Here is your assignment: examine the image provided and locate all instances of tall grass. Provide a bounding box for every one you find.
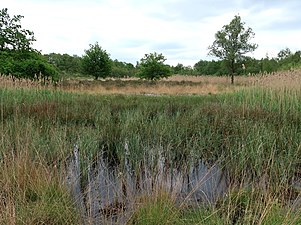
[0,82,301,223]
[0,146,80,224]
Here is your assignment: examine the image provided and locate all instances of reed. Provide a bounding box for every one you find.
[0,70,301,223]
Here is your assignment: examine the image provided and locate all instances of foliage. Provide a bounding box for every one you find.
[208,15,258,83]
[137,52,171,80]
[193,48,301,76]
[260,56,278,73]
[44,53,82,76]
[277,47,292,60]
[0,8,59,82]
[82,42,112,79]
[0,50,59,81]
[111,59,136,78]
[44,54,137,79]
[277,49,301,70]
[173,63,185,74]
[0,8,35,51]
[194,59,228,75]
[172,63,194,75]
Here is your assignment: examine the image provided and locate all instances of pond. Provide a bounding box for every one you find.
[66,143,229,224]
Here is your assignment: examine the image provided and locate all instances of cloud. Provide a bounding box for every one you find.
[3,0,301,66]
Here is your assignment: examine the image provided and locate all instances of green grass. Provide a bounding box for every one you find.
[0,86,300,223]
[129,193,181,225]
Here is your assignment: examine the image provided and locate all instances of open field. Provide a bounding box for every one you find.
[0,71,301,224]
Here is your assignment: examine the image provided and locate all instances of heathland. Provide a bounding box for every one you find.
[0,71,301,224]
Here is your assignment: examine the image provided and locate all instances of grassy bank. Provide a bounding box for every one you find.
[0,82,300,223]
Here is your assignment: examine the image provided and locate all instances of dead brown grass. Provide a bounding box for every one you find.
[62,82,236,95]
[0,151,54,224]
[59,74,250,95]
[0,148,80,224]
[1,69,301,95]
[255,69,301,89]
[165,74,256,85]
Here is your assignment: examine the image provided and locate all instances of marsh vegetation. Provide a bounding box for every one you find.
[0,71,301,224]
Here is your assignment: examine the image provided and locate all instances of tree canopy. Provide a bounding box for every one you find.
[0,8,59,82]
[137,52,171,80]
[44,53,82,76]
[111,59,136,78]
[0,8,35,51]
[208,15,258,84]
[82,42,112,80]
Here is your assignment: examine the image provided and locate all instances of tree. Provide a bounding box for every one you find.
[44,53,82,75]
[240,56,261,74]
[0,8,35,51]
[208,15,258,84]
[82,42,112,79]
[111,59,136,78]
[261,56,278,73]
[137,52,171,80]
[277,48,301,70]
[0,50,59,82]
[0,8,59,82]
[277,47,292,60]
[173,63,185,74]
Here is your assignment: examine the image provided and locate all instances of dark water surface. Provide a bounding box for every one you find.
[66,144,229,224]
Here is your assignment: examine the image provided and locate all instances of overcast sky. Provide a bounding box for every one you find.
[2,0,301,66]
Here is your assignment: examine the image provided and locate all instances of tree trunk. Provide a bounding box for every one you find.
[230,59,235,85]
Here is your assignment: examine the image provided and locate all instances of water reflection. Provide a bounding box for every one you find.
[66,143,228,224]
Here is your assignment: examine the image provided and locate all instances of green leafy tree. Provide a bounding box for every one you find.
[292,51,301,65]
[111,59,136,78]
[194,60,227,76]
[0,50,59,82]
[138,52,171,80]
[0,8,35,51]
[173,63,185,74]
[239,56,261,74]
[44,53,82,75]
[277,48,301,70]
[82,42,112,79]
[208,15,258,84]
[261,55,278,73]
[277,47,292,60]
[194,60,208,75]
[0,8,59,81]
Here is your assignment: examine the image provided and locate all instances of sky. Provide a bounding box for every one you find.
[2,0,301,66]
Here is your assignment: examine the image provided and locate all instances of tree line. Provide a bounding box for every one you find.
[43,48,301,78]
[193,49,301,76]
[1,8,301,83]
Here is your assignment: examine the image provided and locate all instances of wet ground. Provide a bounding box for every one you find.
[66,144,228,224]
